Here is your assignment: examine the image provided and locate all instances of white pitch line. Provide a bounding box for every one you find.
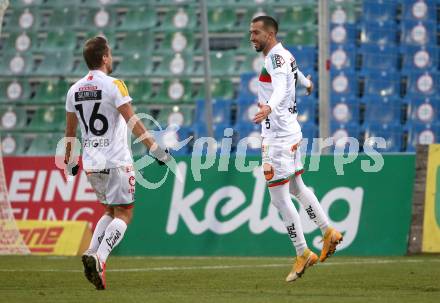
[0,258,439,273]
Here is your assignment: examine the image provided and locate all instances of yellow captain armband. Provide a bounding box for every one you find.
[113,79,129,97]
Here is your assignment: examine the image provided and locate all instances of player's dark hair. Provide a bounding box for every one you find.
[83,36,110,70]
[251,15,278,34]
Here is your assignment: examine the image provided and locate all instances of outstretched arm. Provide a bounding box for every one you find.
[118,102,170,164]
[297,69,313,96]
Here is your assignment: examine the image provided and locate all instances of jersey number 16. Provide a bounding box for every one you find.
[75,103,109,136]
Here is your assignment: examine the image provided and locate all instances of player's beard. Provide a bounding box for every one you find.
[254,41,265,52]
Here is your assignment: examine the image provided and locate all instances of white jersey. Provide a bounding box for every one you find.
[66,70,133,170]
[258,43,311,139]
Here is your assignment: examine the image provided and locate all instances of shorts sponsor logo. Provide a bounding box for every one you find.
[129,176,136,187]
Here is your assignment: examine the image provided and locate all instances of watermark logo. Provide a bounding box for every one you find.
[55,113,387,189]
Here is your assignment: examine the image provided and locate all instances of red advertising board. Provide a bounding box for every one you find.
[4,157,103,228]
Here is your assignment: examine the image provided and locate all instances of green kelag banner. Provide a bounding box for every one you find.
[117,154,415,256]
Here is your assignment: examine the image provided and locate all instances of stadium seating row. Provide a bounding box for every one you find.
[2,5,318,33]
[0,78,237,104]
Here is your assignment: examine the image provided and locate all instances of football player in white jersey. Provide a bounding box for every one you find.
[250,16,343,282]
[64,36,170,290]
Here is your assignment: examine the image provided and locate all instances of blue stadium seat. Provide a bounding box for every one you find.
[192,124,236,155]
[363,122,403,152]
[296,96,317,125]
[360,21,398,45]
[363,96,402,125]
[406,121,440,151]
[362,0,398,23]
[235,122,261,156]
[331,71,358,97]
[330,44,356,71]
[402,0,437,22]
[362,70,400,98]
[236,98,258,124]
[406,96,439,124]
[300,123,318,146]
[401,45,438,71]
[195,99,232,127]
[330,121,361,151]
[404,71,438,97]
[330,96,360,124]
[239,73,259,99]
[286,46,317,71]
[153,126,192,156]
[296,69,317,97]
[400,20,437,46]
[359,43,398,71]
[330,24,357,45]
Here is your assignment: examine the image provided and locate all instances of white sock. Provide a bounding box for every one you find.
[96,218,127,264]
[269,182,307,256]
[290,175,330,234]
[88,214,113,252]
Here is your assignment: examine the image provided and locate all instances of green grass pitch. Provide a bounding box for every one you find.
[0,255,439,303]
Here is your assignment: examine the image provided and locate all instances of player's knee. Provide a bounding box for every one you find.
[104,207,115,217]
[114,206,133,224]
[271,199,286,210]
[263,163,274,181]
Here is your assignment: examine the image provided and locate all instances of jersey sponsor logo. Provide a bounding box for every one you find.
[79,85,98,92]
[113,79,129,97]
[290,57,297,72]
[87,74,93,81]
[74,90,102,102]
[288,106,297,114]
[259,67,272,83]
[83,138,110,148]
[271,54,285,69]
